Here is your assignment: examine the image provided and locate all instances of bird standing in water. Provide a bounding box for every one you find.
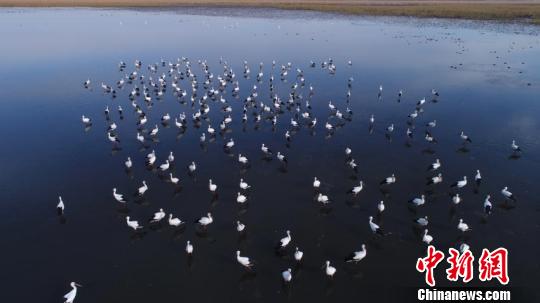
[63,282,82,303]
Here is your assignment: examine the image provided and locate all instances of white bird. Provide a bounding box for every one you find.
[146,150,155,160]
[239,178,251,190]
[197,213,213,226]
[169,173,179,185]
[313,177,321,189]
[328,101,335,111]
[225,138,235,149]
[261,143,272,155]
[317,193,330,204]
[236,221,246,232]
[484,195,493,214]
[81,115,91,125]
[159,160,170,171]
[409,195,425,206]
[460,243,470,253]
[380,174,396,185]
[277,152,287,163]
[186,240,193,255]
[346,244,367,262]
[294,247,303,262]
[416,216,429,226]
[57,196,65,215]
[345,147,352,156]
[138,181,148,196]
[429,159,441,171]
[348,181,364,195]
[150,124,159,136]
[236,250,253,268]
[126,216,142,230]
[368,216,381,233]
[136,132,145,143]
[378,201,385,213]
[279,230,292,248]
[64,282,82,303]
[237,192,247,203]
[369,114,375,124]
[475,169,482,185]
[290,118,298,128]
[168,214,184,227]
[168,151,175,163]
[174,118,183,128]
[107,132,120,143]
[150,208,166,223]
[427,173,443,185]
[309,118,317,128]
[108,122,117,131]
[208,179,217,193]
[457,218,471,232]
[324,260,337,278]
[501,186,516,201]
[325,122,333,130]
[125,157,132,169]
[238,154,248,165]
[511,140,521,152]
[188,161,197,173]
[113,188,125,203]
[451,176,467,188]
[423,229,433,244]
[138,116,147,126]
[425,132,436,143]
[282,268,292,282]
[386,124,394,133]
[452,193,461,205]
[460,131,472,143]
[285,130,291,141]
[147,154,156,166]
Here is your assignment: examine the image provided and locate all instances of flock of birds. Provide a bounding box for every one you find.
[58,57,523,302]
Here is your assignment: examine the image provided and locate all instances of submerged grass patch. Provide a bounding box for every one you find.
[270,3,540,24]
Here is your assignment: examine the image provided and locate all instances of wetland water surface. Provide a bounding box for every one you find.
[0,7,539,303]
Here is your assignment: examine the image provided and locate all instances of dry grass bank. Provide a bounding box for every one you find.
[1,0,539,23]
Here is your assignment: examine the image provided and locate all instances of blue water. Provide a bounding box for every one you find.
[0,7,539,302]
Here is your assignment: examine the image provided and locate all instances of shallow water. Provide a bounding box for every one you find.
[0,7,539,303]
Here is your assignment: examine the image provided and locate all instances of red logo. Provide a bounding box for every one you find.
[479,248,509,285]
[446,248,474,283]
[416,245,445,287]
[416,246,509,286]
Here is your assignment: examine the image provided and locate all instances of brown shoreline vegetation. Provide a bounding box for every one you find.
[1,0,540,24]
